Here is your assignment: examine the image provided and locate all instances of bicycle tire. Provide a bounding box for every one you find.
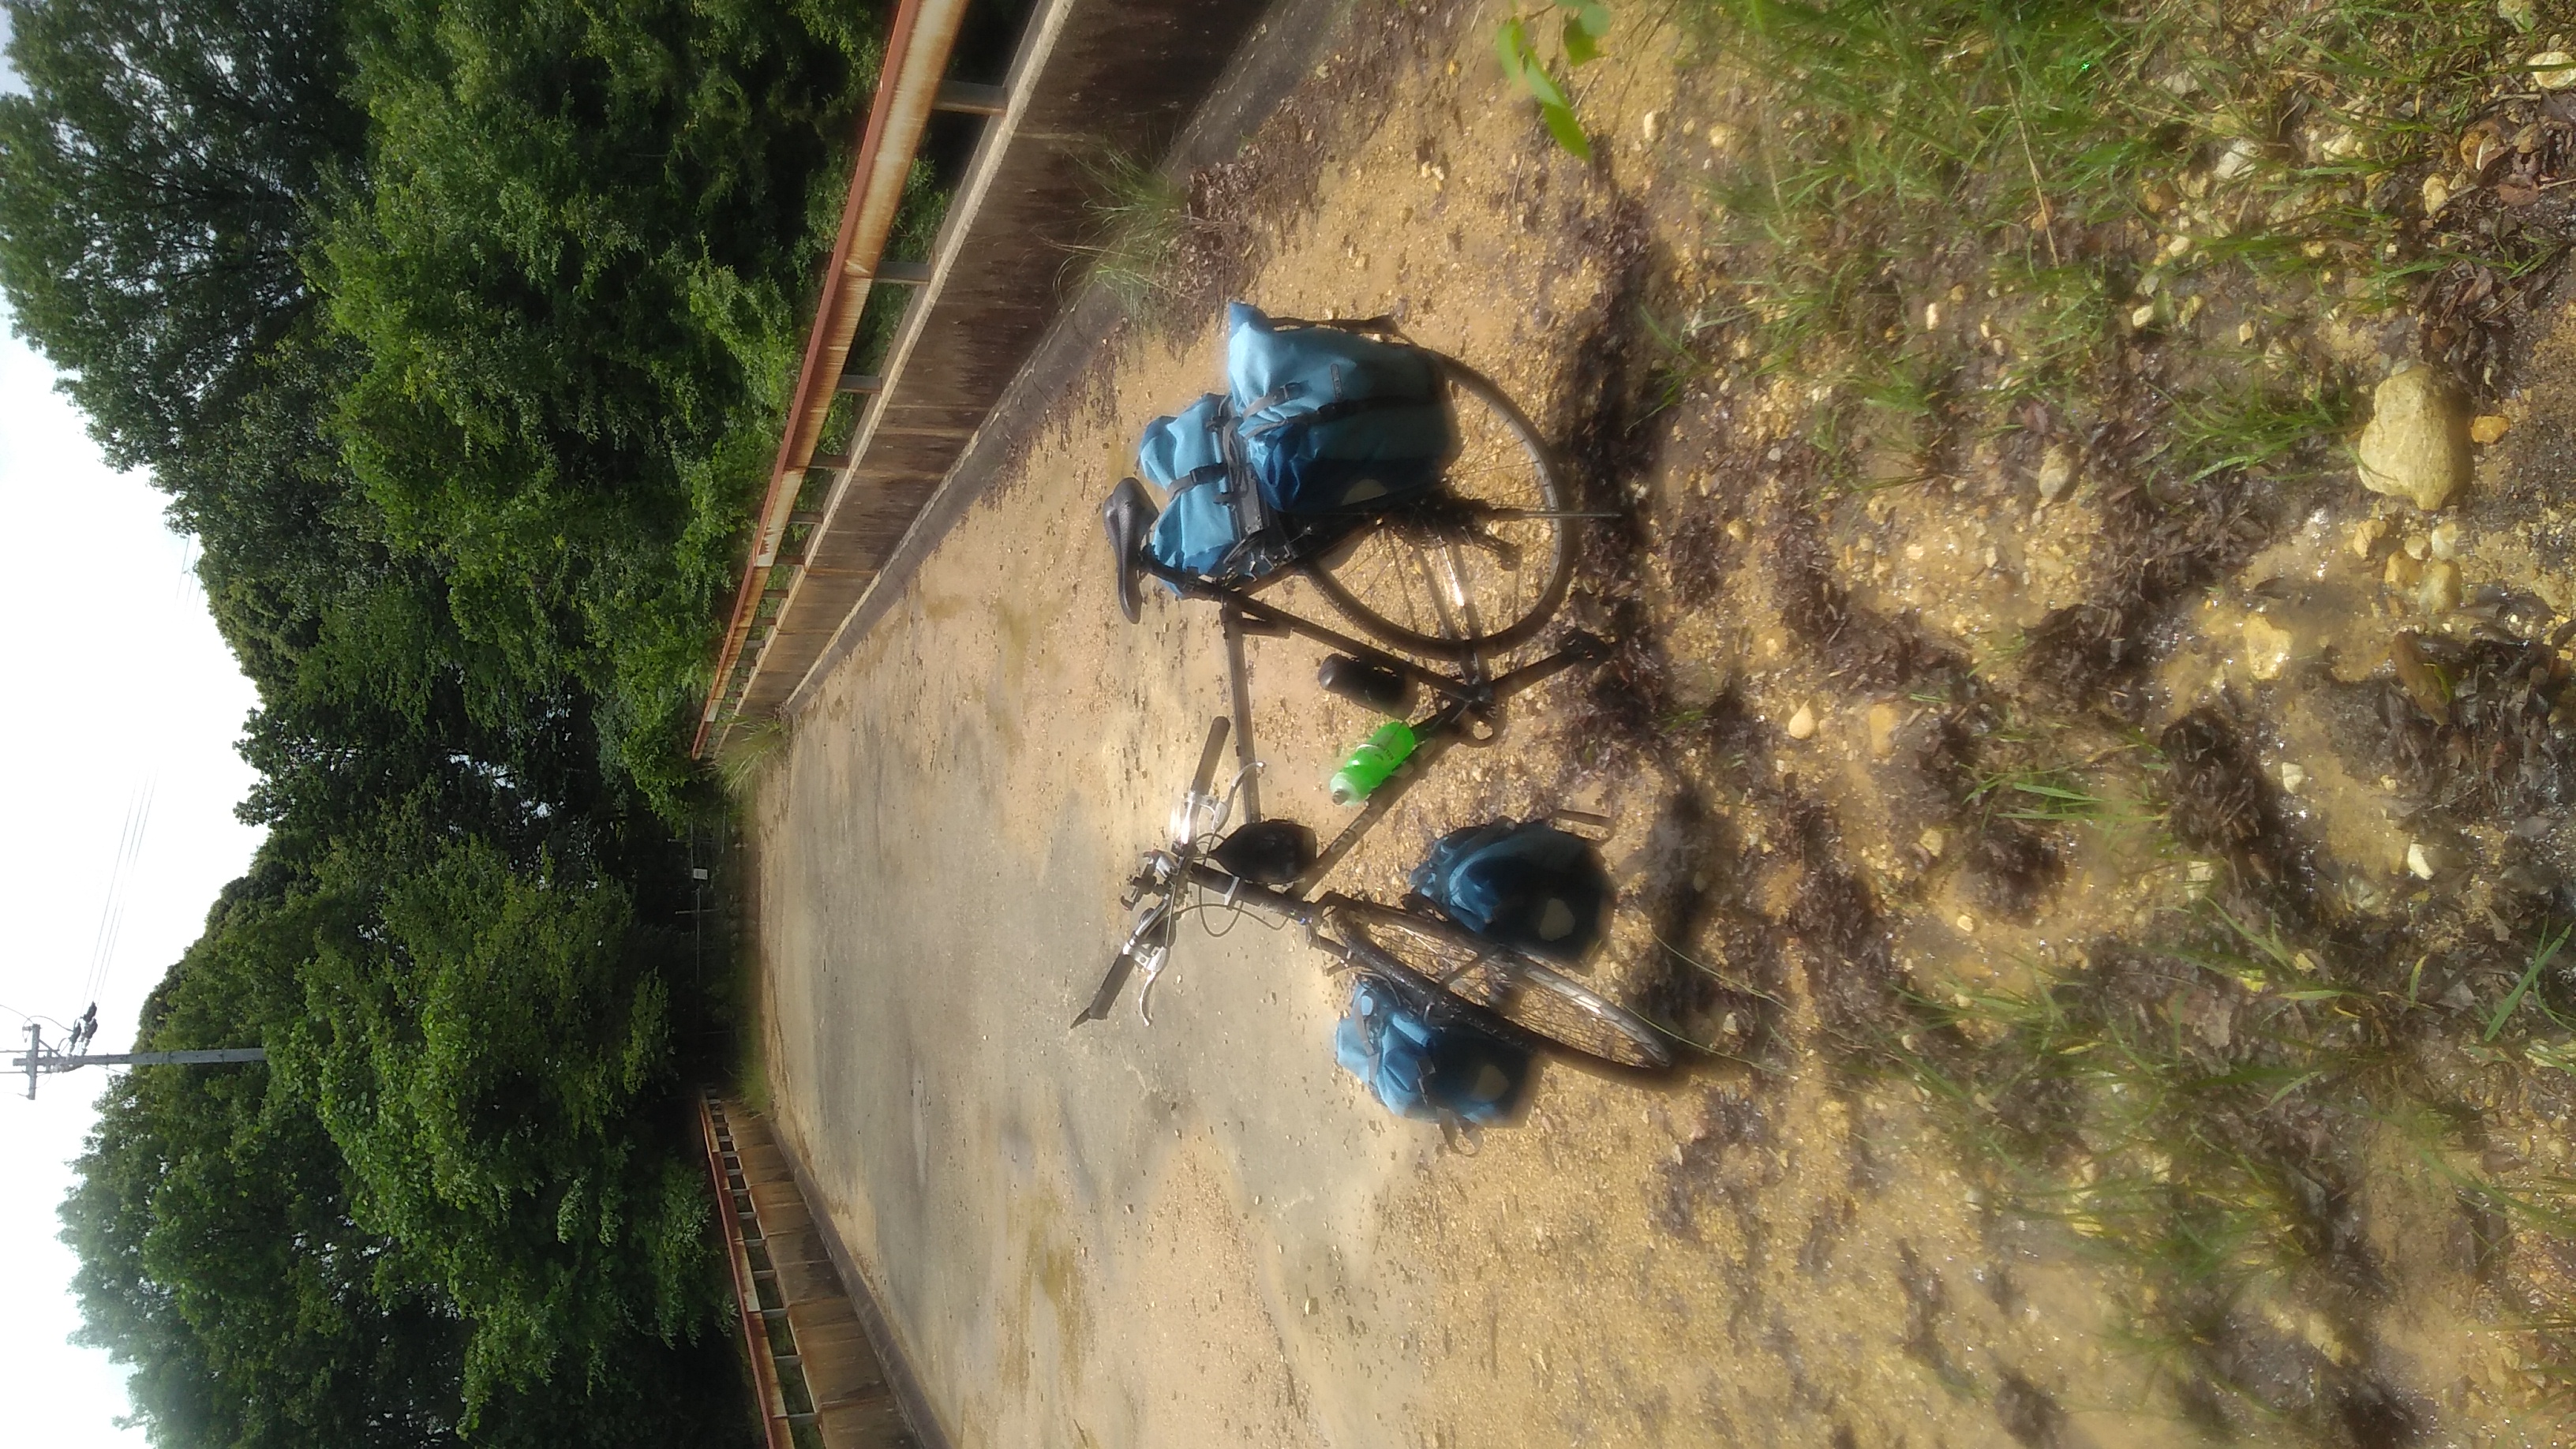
[1326,899,1672,1071]
[1301,356,1576,661]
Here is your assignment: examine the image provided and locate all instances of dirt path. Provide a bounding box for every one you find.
[752,4,2574,1444]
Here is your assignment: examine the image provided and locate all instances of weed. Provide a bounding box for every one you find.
[2487,924,2573,1043]
[1967,764,2151,829]
[1067,148,1192,310]
[1496,2,1613,159]
[717,716,790,798]
[2158,381,2354,485]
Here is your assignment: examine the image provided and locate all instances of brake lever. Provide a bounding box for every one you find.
[1072,897,1174,1028]
[1134,935,1173,1024]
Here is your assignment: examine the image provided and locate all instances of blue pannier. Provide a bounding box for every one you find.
[1223,302,1456,516]
[1334,972,1529,1125]
[1138,393,1250,577]
[1407,819,1610,961]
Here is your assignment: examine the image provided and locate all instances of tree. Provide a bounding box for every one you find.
[0,0,366,464]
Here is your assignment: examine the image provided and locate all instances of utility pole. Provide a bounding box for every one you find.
[13,1022,265,1099]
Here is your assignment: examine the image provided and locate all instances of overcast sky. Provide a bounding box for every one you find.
[0,293,269,1443]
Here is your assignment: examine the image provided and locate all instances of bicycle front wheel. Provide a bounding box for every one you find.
[1302,356,1576,660]
[1327,899,1672,1071]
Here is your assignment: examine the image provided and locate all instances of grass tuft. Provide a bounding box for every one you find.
[1067,148,1193,310]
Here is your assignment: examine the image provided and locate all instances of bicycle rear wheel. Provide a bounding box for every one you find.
[1326,899,1672,1070]
[1302,357,1576,661]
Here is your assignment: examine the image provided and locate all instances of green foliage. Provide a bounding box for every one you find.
[1068,147,1189,310]
[1683,0,2498,485]
[63,857,754,1447]
[1496,2,1610,160]
[0,0,368,466]
[287,826,706,1413]
[0,0,889,1440]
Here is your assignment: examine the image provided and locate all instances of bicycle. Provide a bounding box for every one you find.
[1072,715,1674,1073]
[1101,320,1593,661]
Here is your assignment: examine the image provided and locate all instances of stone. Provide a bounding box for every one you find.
[2383,551,2422,592]
[2533,51,2576,90]
[2422,172,2452,215]
[1867,702,1900,758]
[2428,521,2462,560]
[2279,762,2307,792]
[2242,615,2294,681]
[2407,841,2438,880]
[2417,559,2462,616]
[2472,413,2511,445]
[2035,444,2076,504]
[1785,703,1818,740]
[2348,517,2385,560]
[2211,137,2261,182]
[2356,365,2471,511]
[1917,827,1946,859]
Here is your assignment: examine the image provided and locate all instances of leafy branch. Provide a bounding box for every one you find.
[1496,2,1611,160]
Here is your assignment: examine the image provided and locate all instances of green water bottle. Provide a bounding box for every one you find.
[1329,721,1418,806]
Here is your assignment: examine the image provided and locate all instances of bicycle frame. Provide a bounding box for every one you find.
[1073,848,1372,1026]
[1139,553,1602,832]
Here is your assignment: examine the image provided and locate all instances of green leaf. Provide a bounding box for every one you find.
[1563,13,1600,66]
[1522,62,1571,109]
[1494,17,1530,87]
[2485,924,2570,1041]
[1575,2,1614,39]
[1542,100,1592,160]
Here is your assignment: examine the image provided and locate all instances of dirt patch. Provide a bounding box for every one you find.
[751,1,2576,1444]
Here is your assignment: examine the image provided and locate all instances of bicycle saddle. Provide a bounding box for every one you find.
[1101,476,1157,623]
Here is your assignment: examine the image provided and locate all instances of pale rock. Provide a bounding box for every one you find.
[2242,615,2294,681]
[1867,702,1900,758]
[2502,0,2537,32]
[2308,123,2363,163]
[2035,444,2076,503]
[2129,301,2158,329]
[2402,532,2430,561]
[2472,413,2511,445]
[1786,703,1818,740]
[2428,521,2462,560]
[2356,365,2471,511]
[2211,137,2261,182]
[2407,841,2438,880]
[2533,51,2576,90]
[2417,559,2462,616]
[2422,172,2452,215]
[2347,516,2384,560]
[1954,914,1977,934]
[2279,762,2308,792]
[1917,827,1945,859]
[1642,110,1662,143]
[2383,551,2422,593]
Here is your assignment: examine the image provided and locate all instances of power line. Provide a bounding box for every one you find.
[80,777,156,1007]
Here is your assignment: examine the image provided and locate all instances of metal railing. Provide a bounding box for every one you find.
[695,0,983,756]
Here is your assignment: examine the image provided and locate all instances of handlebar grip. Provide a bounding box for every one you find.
[1071,952,1136,1028]
[1189,716,1231,797]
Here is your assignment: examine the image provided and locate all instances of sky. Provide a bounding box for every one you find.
[0,20,249,1447]
[0,294,269,1449]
